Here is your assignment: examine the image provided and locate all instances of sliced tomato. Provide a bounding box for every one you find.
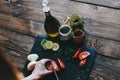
[51,60,60,72]
[79,58,87,67]
[79,51,90,60]
[57,58,65,69]
[73,48,81,59]
[45,61,53,70]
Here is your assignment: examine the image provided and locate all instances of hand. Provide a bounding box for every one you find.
[22,59,53,80]
[31,58,53,79]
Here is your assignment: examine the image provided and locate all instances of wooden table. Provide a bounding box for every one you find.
[0,0,120,80]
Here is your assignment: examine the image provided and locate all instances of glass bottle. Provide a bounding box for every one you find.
[42,0,60,38]
[70,14,83,31]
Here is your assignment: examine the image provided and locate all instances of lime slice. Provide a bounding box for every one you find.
[52,43,59,51]
[41,39,47,46]
[45,40,53,49]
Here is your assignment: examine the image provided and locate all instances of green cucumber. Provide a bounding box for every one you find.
[44,40,53,49]
[42,43,48,50]
[41,39,59,51]
[52,43,59,51]
[41,39,47,46]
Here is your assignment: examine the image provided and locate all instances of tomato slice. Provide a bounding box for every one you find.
[45,61,53,70]
[73,48,81,59]
[51,60,61,72]
[57,58,65,69]
[79,58,87,67]
[79,51,90,60]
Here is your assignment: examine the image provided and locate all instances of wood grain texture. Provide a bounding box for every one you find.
[0,29,35,53]
[48,0,120,24]
[85,35,120,59]
[90,54,120,80]
[89,55,120,80]
[0,13,47,37]
[1,47,27,70]
[0,13,34,36]
[84,19,120,41]
[0,0,120,80]
[0,15,120,58]
[0,30,35,69]
[0,0,120,24]
[71,0,120,9]
[0,13,120,42]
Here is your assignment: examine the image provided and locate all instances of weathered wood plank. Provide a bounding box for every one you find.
[0,13,47,37]
[0,0,119,80]
[71,0,120,9]
[0,46,27,70]
[0,13,35,36]
[0,3,44,22]
[0,0,120,24]
[0,13,120,42]
[0,29,35,53]
[5,49,27,71]
[1,13,120,58]
[0,14,120,58]
[21,0,120,24]
[84,19,120,41]
[89,54,120,80]
[85,35,120,59]
[49,0,120,24]
[0,29,35,69]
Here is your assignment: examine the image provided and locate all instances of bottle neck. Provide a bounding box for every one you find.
[45,11,51,16]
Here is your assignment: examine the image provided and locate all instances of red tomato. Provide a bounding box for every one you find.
[45,61,53,70]
[73,48,81,59]
[57,58,65,69]
[51,60,60,72]
[79,51,90,60]
[79,58,87,67]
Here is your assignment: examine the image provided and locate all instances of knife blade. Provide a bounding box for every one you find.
[53,69,59,80]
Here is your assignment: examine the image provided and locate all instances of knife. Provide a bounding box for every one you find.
[53,69,59,80]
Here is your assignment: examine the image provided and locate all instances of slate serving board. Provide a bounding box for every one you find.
[23,35,96,80]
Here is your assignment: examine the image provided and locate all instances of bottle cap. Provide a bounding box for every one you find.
[42,0,49,7]
[42,0,50,12]
[42,6,50,12]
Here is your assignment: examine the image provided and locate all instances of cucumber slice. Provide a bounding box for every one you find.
[52,43,59,51]
[41,39,47,46]
[45,40,53,49]
[42,43,48,50]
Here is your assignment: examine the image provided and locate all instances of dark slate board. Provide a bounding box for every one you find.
[23,35,96,80]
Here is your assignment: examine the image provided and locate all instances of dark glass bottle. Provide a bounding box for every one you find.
[44,11,60,37]
[42,0,60,38]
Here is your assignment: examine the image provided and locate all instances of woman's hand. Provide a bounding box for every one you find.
[22,59,53,80]
[32,59,53,78]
